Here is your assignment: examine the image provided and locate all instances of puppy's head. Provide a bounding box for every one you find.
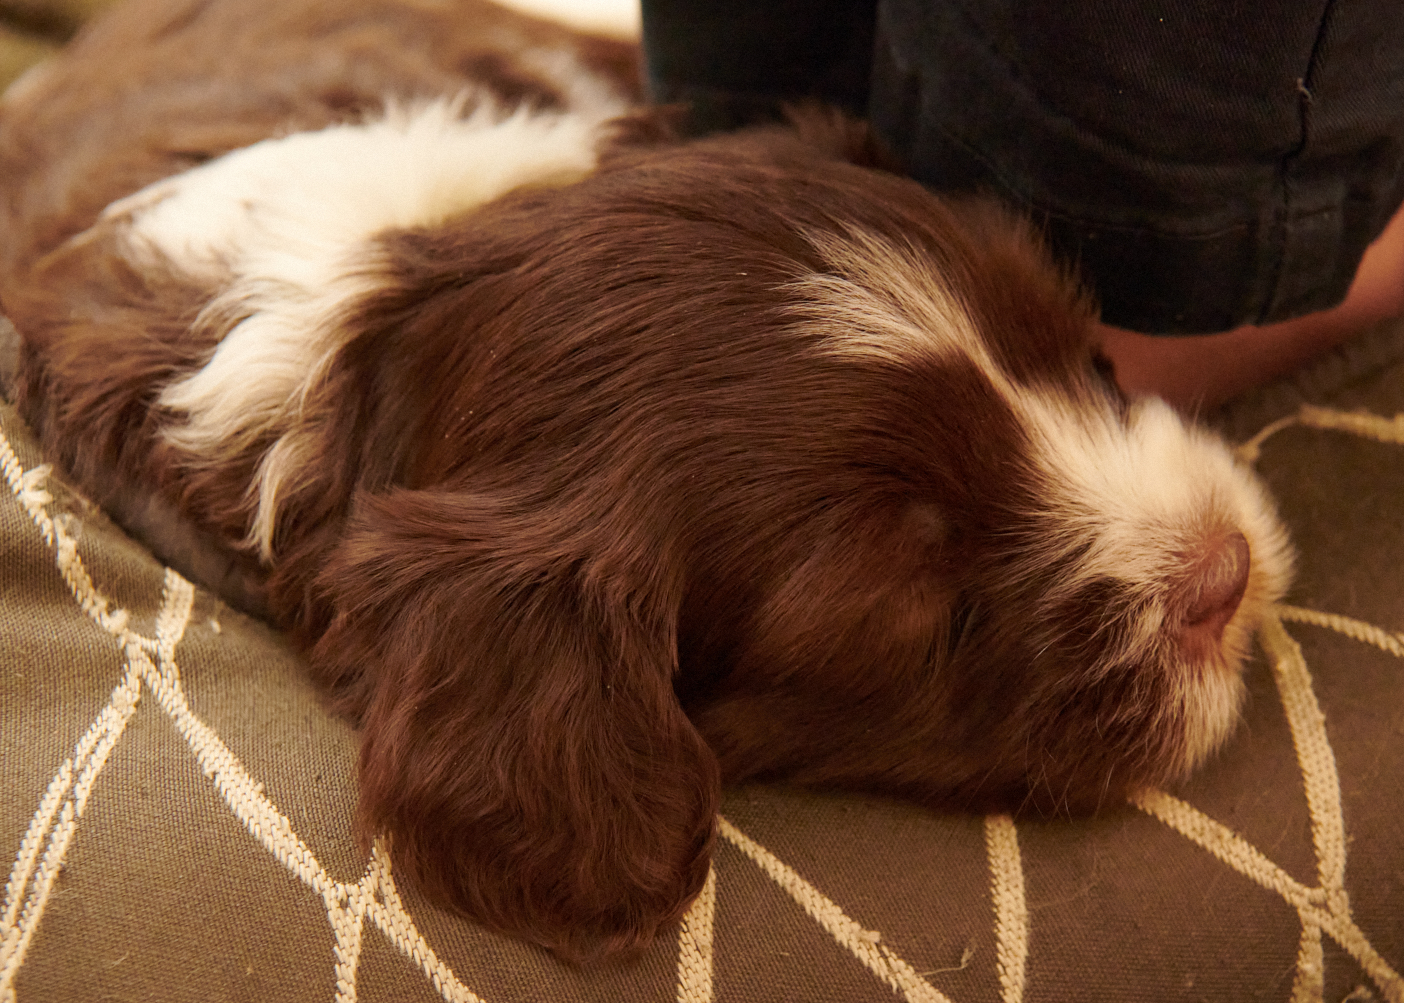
[654,159,1293,816]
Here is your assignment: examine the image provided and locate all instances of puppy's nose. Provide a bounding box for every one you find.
[1178,531,1251,643]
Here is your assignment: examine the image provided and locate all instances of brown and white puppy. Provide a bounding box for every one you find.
[0,0,1292,960]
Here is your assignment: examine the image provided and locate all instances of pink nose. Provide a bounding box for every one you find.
[1179,531,1251,643]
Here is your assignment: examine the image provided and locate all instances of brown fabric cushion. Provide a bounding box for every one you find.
[1,309,1403,1002]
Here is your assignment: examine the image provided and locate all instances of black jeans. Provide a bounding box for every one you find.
[641,0,1404,334]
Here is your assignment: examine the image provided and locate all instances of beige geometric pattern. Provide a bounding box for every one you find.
[1133,612,1402,1003]
[1,404,1401,1001]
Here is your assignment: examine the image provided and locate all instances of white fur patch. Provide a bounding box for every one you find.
[794,228,990,372]
[1173,663,1249,773]
[1023,392,1292,607]
[109,94,618,557]
[1018,394,1293,772]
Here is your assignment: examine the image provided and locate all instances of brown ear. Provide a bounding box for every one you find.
[310,488,718,959]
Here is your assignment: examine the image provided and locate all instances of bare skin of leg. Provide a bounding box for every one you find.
[1098,200,1404,414]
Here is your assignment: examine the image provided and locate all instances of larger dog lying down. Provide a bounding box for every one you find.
[0,0,1292,959]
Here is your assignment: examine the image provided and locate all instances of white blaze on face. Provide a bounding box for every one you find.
[793,228,991,370]
[106,94,619,558]
[1021,396,1254,593]
[1019,391,1293,772]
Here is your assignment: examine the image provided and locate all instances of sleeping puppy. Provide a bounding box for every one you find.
[0,0,1291,960]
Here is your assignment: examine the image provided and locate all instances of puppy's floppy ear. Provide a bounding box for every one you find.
[311,488,719,959]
